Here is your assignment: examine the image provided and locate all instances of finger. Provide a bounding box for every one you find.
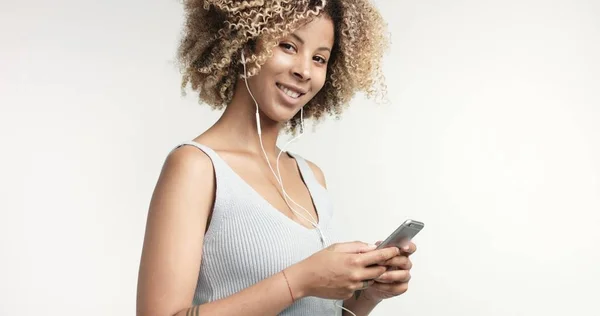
[374,278,395,284]
[400,242,417,255]
[383,256,412,270]
[358,265,388,281]
[357,247,400,266]
[375,270,411,283]
[371,280,409,295]
[333,241,377,254]
[374,240,383,246]
[373,273,395,284]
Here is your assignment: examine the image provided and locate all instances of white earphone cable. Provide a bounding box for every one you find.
[241,52,356,316]
[241,53,321,232]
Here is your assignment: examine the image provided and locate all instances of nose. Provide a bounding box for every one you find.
[292,56,311,81]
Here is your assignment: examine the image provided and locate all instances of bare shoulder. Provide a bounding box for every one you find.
[163,144,214,179]
[304,158,327,189]
[153,144,216,205]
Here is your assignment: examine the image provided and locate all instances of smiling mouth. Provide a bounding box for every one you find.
[276,83,305,99]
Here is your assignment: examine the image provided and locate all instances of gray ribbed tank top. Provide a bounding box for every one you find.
[174,141,344,315]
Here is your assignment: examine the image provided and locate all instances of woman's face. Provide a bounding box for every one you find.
[245,15,335,124]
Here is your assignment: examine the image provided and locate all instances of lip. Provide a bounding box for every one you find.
[275,82,306,106]
[277,82,308,95]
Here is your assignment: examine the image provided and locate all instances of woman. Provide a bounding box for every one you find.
[136,0,417,315]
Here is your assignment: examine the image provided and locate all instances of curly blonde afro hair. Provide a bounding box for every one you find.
[176,0,390,132]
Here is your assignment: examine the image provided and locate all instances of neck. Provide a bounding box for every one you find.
[211,81,283,158]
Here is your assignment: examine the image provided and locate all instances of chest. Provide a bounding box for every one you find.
[219,152,320,229]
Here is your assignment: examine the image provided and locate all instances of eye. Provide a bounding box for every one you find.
[279,42,296,52]
[314,56,327,64]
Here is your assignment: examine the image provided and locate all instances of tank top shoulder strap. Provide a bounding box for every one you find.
[171,140,227,176]
[171,140,218,159]
[287,152,320,188]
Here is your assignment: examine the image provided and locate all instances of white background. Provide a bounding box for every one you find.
[1,0,599,315]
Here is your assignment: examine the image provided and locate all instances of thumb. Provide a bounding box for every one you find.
[334,241,377,254]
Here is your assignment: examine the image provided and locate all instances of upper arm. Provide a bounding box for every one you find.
[305,159,327,189]
[136,146,215,316]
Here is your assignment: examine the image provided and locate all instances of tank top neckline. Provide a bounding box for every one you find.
[184,141,324,231]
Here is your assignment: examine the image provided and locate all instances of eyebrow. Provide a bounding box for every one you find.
[290,33,331,53]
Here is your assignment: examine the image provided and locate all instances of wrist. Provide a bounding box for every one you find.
[360,289,383,305]
[284,262,311,299]
[342,291,382,316]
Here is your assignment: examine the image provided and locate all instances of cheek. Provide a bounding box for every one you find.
[266,51,294,71]
[312,71,328,94]
[247,74,272,102]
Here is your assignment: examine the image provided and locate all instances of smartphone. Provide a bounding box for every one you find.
[355,219,425,299]
[376,219,424,250]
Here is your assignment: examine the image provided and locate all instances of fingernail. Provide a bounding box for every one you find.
[402,244,410,251]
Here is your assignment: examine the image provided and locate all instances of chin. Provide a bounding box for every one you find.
[268,110,297,124]
[261,104,302,124]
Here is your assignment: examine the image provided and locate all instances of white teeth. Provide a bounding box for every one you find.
[277,84,301,99]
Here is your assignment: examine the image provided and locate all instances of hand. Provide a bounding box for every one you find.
[361,241,417,301]
[284,241,401,300]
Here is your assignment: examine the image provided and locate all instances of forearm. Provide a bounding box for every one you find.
[341,294,381,316]
[173,271,297,316]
